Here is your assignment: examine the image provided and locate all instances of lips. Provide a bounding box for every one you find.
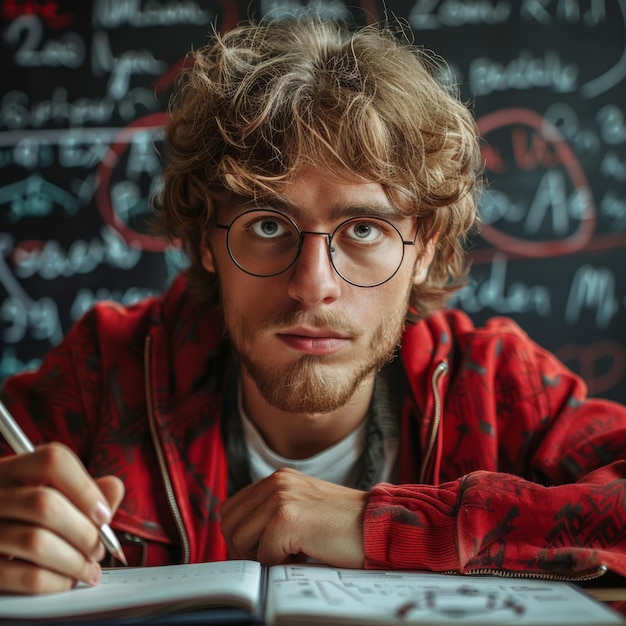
[276,326,350,355]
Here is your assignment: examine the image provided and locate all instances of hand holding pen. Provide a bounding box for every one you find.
[0,399,127,594]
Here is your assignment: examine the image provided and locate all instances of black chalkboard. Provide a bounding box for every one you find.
[1,0,625,403]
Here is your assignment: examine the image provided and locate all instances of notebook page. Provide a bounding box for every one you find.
[0,560,262,620]
[265,565,622,626]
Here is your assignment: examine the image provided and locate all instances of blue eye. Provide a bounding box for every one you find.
[250,218,288,238]
[344,220,384,242]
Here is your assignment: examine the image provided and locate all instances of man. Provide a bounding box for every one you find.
[1,17,625,595]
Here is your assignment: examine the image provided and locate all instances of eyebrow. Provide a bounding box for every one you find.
[243,196,405,223]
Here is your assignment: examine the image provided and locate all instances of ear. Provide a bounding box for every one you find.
[200,237,217,273]
[413,235,438,286]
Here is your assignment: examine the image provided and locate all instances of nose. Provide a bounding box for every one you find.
[286,232,342,304]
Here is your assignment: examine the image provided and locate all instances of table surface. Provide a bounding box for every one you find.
[588,588,626,601]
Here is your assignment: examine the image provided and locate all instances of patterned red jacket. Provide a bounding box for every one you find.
[2,275,625,580]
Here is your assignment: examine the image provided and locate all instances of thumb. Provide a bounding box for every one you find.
[95,475,125,515]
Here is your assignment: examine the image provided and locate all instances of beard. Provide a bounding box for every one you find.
[222,288,411,415]
[238,322,400,414]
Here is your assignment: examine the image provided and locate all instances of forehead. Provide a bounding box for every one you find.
[282,167,389,209]
[219,166,413,221]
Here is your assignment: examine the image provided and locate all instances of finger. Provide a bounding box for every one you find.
[221,480,273,559]
[0,555,83,595]
[253,497,306,565]
[223,507,263,561]
[0,443,114,529]
[0,486,104,562]
[221,469,335,558]
[0,523,102,591]
[95,475,125,514]
[226,488,300,561]
[221,469,368,566]
[220,482,257,519]
[221,468,303,525]
[220,488,262,553]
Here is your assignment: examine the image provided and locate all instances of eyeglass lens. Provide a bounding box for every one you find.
[224,210,407,287]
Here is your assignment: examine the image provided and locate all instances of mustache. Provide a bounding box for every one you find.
[260,309,361,336]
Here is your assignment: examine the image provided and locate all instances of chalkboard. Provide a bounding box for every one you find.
[1,0,625,404]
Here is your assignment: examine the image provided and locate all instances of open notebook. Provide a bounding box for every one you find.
[0,561,622,625]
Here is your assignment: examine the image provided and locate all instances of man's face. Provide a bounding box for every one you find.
[203,166,435,415]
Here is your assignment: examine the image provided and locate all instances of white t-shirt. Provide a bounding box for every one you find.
[239,392,399,487]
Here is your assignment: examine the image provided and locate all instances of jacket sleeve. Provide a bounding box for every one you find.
[364,318,626,579]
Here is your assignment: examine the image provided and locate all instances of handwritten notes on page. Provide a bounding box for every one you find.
[266,565,623,626]
[0,560,262,621]
[0,561,621,625]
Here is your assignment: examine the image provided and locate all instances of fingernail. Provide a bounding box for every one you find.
[95,541,106,562]
[93,501,112,526]
[90,562,102,586]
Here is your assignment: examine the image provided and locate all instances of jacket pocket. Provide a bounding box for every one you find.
[104,529,182,568]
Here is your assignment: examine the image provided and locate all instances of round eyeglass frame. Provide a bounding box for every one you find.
[214,209,419,288]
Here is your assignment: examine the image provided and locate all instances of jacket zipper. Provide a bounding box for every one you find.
[416,361,608,584]
[139,342,609,582]
[441,565,608,583]
[144,334,191,564]
[419,360,448,483]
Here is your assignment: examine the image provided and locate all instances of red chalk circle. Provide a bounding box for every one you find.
[476,108,597,258]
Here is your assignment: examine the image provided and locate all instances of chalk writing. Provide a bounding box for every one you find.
[0,88,159,130]
[124,130,162,178]
[96,113,167,252]
[470,51,578,96]
[580,0,626,97]
[0,347,40,381]
[451,256,552,317]
[409,0,512,29]
[543,103,602,157]
[110,180,156,226]
[565,265,619,328]
[525,170,590,234]
[410,0,611,29]
[0,88,112,129]
[477,108,596,257]
[0,174,78,221]
[70,285,156,320]
[479,189,525,225]
[260,0,352,19]
[520,0,608,25]
[1,294,61,344]
[4,15,85,68]
[59,131,112,168]
[600,190,626,230]
[68,175,96,211]
[0,231,63,345]
[91,32,168,101]
[1,281,155,349]
[597,105,626,145]
[13,226,142,280]
[479,180,591,235]
[601,151,626,182]
[92,0,212,28]
[0,0,624,403]
[12,136,54,169]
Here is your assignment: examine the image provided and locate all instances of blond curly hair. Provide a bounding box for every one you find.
[153,17,482,317]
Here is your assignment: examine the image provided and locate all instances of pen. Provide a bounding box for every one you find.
[0,399,127,566]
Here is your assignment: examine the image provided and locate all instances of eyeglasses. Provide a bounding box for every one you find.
[214,209,418,288]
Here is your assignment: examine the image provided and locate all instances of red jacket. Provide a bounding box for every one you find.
[2,276,626,580]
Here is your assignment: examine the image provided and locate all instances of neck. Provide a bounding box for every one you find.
[239,369,375,459]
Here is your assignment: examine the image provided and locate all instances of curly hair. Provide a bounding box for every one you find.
[152,17,482,318]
